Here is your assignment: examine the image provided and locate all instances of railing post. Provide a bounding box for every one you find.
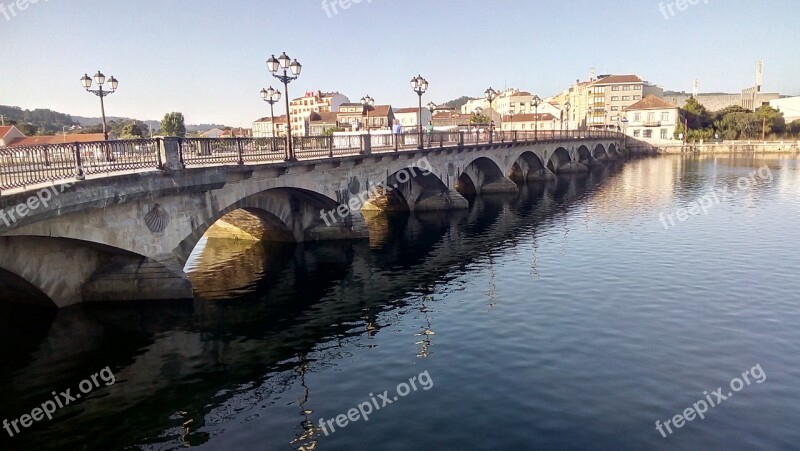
[161,137,185,171]
[459,131,464,148]
[362,134,372,155]
[74,142,85,180]
[236,137,244,165]
[328,136,334,158]
[155,138,164,169]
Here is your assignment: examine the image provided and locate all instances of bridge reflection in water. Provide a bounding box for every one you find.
[0,162,625,450]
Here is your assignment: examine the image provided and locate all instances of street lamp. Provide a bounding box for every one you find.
[360,95,374,131]
[507,107,515,133]
[81,70,118,141]
[260,86,282,138]
[485,87,498,127]
[621,114,629,149]
[564,101,571,132]
[532,95,541,140]
[411,74,429,149]
[267,52,302,160]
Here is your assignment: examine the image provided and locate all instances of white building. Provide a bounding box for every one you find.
[0,125,25,147]
[770,96,800,123]
[501,113,559,132]
[623,95,680,143]
[252,115,289,138]
[394,107,432,130]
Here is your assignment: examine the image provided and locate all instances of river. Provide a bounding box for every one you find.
[1,155,799,450]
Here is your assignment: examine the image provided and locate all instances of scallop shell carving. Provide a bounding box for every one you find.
[144,204,169,233]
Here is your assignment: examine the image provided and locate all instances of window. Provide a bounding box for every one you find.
[623,85,631,91]
[633,130,640,137]
[634,113,641,122]
[622,96,630,101]
[661,129,668,139]
[643,129,652,138]
[611,106,619,111]
[632,95,640,100]
[612,86,620,91]
[611,96,620,101]
[647,112,656,122]
[661,112,669,121]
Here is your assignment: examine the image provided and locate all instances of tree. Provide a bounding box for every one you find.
[121,123,144,139]
[16,123,39,136]
[161,112,186,137]
[443,96,473,110]
[469,113,491,125]
[788,119,800,138]
[754,105,785,137]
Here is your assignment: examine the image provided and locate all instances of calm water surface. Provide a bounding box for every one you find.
[1,155,799,450]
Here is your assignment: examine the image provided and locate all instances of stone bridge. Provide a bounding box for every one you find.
[0,134,621,307]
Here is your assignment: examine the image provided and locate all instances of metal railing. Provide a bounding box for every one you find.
[1,131,623,193]
[1,138,162,192]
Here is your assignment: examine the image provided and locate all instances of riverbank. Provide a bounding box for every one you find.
[627,140,800,156]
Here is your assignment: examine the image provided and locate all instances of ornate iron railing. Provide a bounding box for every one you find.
[0,138,161,192]
[1,131,624,193]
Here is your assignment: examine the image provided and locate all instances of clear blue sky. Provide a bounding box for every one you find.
[1,0,798,127]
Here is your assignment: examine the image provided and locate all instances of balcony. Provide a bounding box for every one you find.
[643,121,661,127]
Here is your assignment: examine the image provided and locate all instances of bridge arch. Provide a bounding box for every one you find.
[174,187,361,265]
[510,151,552,183]
[0,235,191,308]
[577,145,592,166]
[592,143,608,160]
[547,147,572,173]
[457,156,516,195]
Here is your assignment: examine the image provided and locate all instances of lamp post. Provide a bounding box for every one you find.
[532,95,541,140]
[507,107,515,134]
[260,86,282,138]
[410,75,429,149]
[80,71,118,141]
[360,95,374,131]
[267,52,302,161]
[621,115,629,150]
[564,101,571,132]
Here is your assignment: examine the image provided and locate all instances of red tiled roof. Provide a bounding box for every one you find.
[7,134,106,146]
[368,105,392,116]
[0,126,13,137]
[590,74,643,85]
[254,115,288,124]
[310,111,339,123]
[394,107,421,114]
[626,95,677,110]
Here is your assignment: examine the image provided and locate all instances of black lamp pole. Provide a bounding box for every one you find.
[267,52,302,161]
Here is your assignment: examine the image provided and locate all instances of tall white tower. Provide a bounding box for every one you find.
[755,60,764,91]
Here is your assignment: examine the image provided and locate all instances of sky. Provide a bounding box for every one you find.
[1,0,798,127]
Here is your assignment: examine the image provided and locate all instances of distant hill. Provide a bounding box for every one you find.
[443,96,474,110]
[2,105,230,136]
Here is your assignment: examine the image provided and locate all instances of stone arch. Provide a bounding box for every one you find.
[510,151,553,183]
[547,147,572,173]
[577,145,592,166]
[174,187,362,265]
[592,143,608,160]
[457,156,517,195]
[0,236,191,308]
[367,166,467,211]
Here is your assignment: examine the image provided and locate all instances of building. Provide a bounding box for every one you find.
[308,112,341,136]
[555,75,663,130]
[0,125,25,147]
[219,128,252,138]
[770,96,800,123]
[200,128,225,138]
[501,113,559,132]
[252,115,289,138]
[335,104,394,132]
[663,90,782,112]
[289,91,350,136]
[431,111,473,129]
[460,89,559,119]
[394,107,432,131]
[623,95,680,143]
[4,133,107,147]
